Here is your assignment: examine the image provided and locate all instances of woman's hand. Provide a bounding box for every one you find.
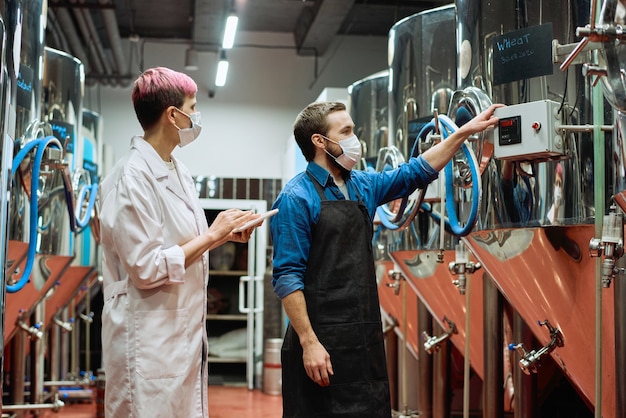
[209,209,254,243]
[229,226,255,243]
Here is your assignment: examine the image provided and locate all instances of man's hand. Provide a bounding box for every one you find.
[302,340,334,387]
[457,103,505,136]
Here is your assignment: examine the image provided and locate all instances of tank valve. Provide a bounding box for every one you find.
[448,242,481,295]
[589,203,624,288]
[79,311,94,323]
[53,316,74,332]
[386,270,404,295]
[422,316,457,354]
[18,319,43,340]
[508,319,564,375]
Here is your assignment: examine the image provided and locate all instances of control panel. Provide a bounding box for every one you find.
[494,100,566,161]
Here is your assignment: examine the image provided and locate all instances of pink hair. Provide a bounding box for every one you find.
[555,162,563,177]
[131,67,197,130]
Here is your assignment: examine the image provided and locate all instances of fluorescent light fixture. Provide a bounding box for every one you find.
[184,48,198,71]
[222,14,238,49]
[215,51,229,87]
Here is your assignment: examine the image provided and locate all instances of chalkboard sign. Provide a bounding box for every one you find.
[492,23,553,86]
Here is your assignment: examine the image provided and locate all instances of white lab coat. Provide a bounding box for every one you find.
[99,136,210,418]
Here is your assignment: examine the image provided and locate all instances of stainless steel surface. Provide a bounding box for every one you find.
[431,321,452,418]
[11,0,47,142]
[417,300,433,418]
[388,4,456,159]
[598,0,626,113]
[348,70,389,166]
[616,256,626,418]
[483,276,504,418]
[0,15,10,412]
[454,0,594,229]
[512,311,537,418]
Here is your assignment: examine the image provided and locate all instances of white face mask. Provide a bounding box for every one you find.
[174,108,202,147]
[321,134,362,171]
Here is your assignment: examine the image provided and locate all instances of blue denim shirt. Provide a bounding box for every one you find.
[269,156,438,299]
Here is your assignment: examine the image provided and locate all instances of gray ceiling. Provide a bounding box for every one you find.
[47,0,450,83]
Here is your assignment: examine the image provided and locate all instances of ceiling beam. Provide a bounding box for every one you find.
[293,0,355,56]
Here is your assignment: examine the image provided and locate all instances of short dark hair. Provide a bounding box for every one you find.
[293,101,346,161]
[131,67,197,130]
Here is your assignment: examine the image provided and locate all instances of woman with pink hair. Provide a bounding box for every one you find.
[99,67,255,417]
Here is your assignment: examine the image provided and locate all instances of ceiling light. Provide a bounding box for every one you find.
[215,51,229,87]
[184,48,199,71]
[222,14,238,49]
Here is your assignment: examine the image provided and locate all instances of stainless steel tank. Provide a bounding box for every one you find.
[347,70,389,169]
[7,0,49,250]
[388,4,456,160]
[454,1,615,416]
[0,13,14,350]
[42,47,84,171]
[455,0,594,229]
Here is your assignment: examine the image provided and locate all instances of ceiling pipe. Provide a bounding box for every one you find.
[98,0,131,86]
[69,0,114,85]
[49,3,91,74]
[79,3,115,85]
[46,9,71,54]
[67,0,107,83]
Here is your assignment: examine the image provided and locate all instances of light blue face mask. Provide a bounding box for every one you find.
[174,108,202,147]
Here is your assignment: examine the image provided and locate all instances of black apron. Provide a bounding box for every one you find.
[281,176,391,417]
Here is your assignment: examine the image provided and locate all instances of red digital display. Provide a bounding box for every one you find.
[500,119,515,127]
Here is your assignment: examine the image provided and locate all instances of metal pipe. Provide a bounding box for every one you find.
[615,257,626,417]
[432,320,451,418]
[79,6,114,82]
[483,275,503,418]
[45,9,71,53]
[513,311,537,418]
[462,273,471,418]
[592,8,605,413]
[557,124,613,133]
[10,330,27,410]
[385,314,399,411]
[2,397,65,412]
[98,0,128,82]
[417,300,433,418]
[32,305,45,404]
[44,380,92,387]
[51,3,92,73]
[0,17,12,413]
[64,306,73,379]
[67,0,107,81]
[49,318,61,400]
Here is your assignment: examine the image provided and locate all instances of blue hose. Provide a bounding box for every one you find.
[8,136,62,293]
[75,182,98,229]
[374,115,481,236]
[375,122,437,230]
[437,116,481,236]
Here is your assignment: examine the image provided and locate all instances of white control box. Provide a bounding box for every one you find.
[494,100,566,161]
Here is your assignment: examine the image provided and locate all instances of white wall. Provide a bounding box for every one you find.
[84,32,387,181]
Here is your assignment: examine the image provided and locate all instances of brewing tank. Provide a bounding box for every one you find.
[348,70,389,169]
[454,0,595,228]
[388,4,456,160]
